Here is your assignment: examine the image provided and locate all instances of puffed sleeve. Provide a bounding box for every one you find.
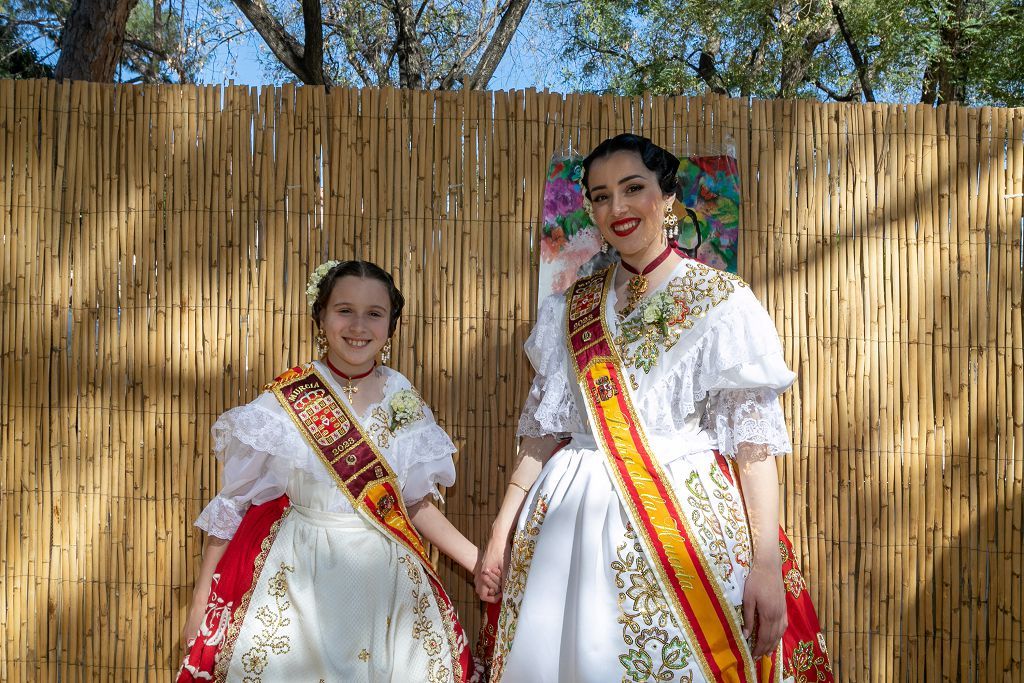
[697,287,796,457]
[194,393,300,539]
[394,400,457,506]
[516,294,586,438]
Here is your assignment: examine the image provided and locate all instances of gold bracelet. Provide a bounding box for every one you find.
[508,481,530,495]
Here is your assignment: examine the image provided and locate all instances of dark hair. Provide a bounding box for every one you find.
[311,260,405,337]
[581,134,682,200]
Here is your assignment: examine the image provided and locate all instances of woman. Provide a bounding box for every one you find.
[476,135,832,682]
[179,260,479,682]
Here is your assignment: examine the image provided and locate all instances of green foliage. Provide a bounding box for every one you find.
[1,0,237,83]
[0,17,53,78]
[550,0,1024,105]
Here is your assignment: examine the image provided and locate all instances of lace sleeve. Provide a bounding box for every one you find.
[705,387,792,458]
[193,396,296,539]
[395,403,457,506]
[516,294,584,438]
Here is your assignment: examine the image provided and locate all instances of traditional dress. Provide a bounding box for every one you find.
[490,259,832,683]
[177,361,474,683]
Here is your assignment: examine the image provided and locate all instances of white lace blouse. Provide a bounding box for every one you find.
[195,363,457,539]
[517,259,796,461]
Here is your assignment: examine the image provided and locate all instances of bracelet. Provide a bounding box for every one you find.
[508,481,530,495]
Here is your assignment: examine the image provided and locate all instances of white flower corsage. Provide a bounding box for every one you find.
[388,389,424,431]
[641,290,687,336]
[306,260,342,308]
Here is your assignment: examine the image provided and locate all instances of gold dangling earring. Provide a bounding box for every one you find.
[315,328,328,357]
[380,338,392,365]
[663,200,679,241]
[599,235,609,253]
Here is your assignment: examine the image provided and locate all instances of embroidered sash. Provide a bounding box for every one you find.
[566,267,765,682]
[273,365,474,683]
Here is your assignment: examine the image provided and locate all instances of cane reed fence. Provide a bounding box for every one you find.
[0,79,1021,681]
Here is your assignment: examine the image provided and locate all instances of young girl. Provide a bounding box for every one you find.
[179,260,479,682]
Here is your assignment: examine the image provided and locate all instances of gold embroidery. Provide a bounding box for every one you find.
[239,562,295,682]
[613,263,747,375]
[783,635,832,682]
[398,555,452,683]
[214,509,291,682]
[366,405,396,449]
[358,649,370,662]
[708,463,752,572]
[613,526,695,682]
[683,472,733,583]
[490,495,549,682]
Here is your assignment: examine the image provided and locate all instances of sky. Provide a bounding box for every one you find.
[193,2,574,92]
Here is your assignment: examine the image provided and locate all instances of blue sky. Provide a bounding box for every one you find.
[194,2,573,92]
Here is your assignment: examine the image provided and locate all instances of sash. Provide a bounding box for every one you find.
[273,365,475,683]
[566,267,766,682]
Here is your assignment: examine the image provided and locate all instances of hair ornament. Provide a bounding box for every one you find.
[306,260,342,308]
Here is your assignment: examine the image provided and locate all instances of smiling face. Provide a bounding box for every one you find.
[586,150,675,266]
[318,275,391,374]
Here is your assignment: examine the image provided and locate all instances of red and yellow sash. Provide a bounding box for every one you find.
[566,267,767,682]
[273,365,474,683]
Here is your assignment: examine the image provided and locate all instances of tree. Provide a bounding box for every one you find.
[230,0,533,88]
[0,17,54,76]
[549,0,1024,106]
[53,0,138,80]
[2,0,244,83]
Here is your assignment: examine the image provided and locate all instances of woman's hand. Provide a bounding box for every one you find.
[474,530,511,603]
[741,560,787,659]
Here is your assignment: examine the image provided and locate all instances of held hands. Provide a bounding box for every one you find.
[474,530,511,603]
[741,560,788,659]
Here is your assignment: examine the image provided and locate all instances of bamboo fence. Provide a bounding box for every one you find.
[0,79,1021,681]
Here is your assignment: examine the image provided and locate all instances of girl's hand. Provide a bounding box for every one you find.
[475,531,511,603]
[181,590,210,647]
[741,561,787,659]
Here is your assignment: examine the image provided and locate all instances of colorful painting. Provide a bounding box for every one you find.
[538,152,741,303]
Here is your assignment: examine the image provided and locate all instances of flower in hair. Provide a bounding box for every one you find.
[306,260,342,308]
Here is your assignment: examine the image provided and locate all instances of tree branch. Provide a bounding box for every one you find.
[301,0,327,85]
[230,0,331,85]
[829,0,874,101]
[464,0,530,89]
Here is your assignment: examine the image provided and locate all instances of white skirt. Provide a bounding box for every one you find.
[491,444,768,683]
[220,504,457,682]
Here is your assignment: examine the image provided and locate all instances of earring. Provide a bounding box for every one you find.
[599,236,609,254]
[663,201,679,241]
[381,338,392,365]
[315,328,328,357]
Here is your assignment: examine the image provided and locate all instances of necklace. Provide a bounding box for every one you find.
[323,356,376,401]
[621,245,673,312]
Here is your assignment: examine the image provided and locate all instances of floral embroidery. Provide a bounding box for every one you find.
[614,264,745,375]
[491,495,549,681]
[366,405,396,449]
[783,635,832,682]
[613,526,695,682]
[398,555,451,683]
[683,472,732,583]
[784,567,807,598]
[707,463,752,571]
[239,562,294,682]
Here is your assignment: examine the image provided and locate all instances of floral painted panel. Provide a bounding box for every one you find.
[538,153,741,302]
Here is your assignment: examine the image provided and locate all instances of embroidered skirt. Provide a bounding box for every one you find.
[490,444,825,683]
[217,505,457,682]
